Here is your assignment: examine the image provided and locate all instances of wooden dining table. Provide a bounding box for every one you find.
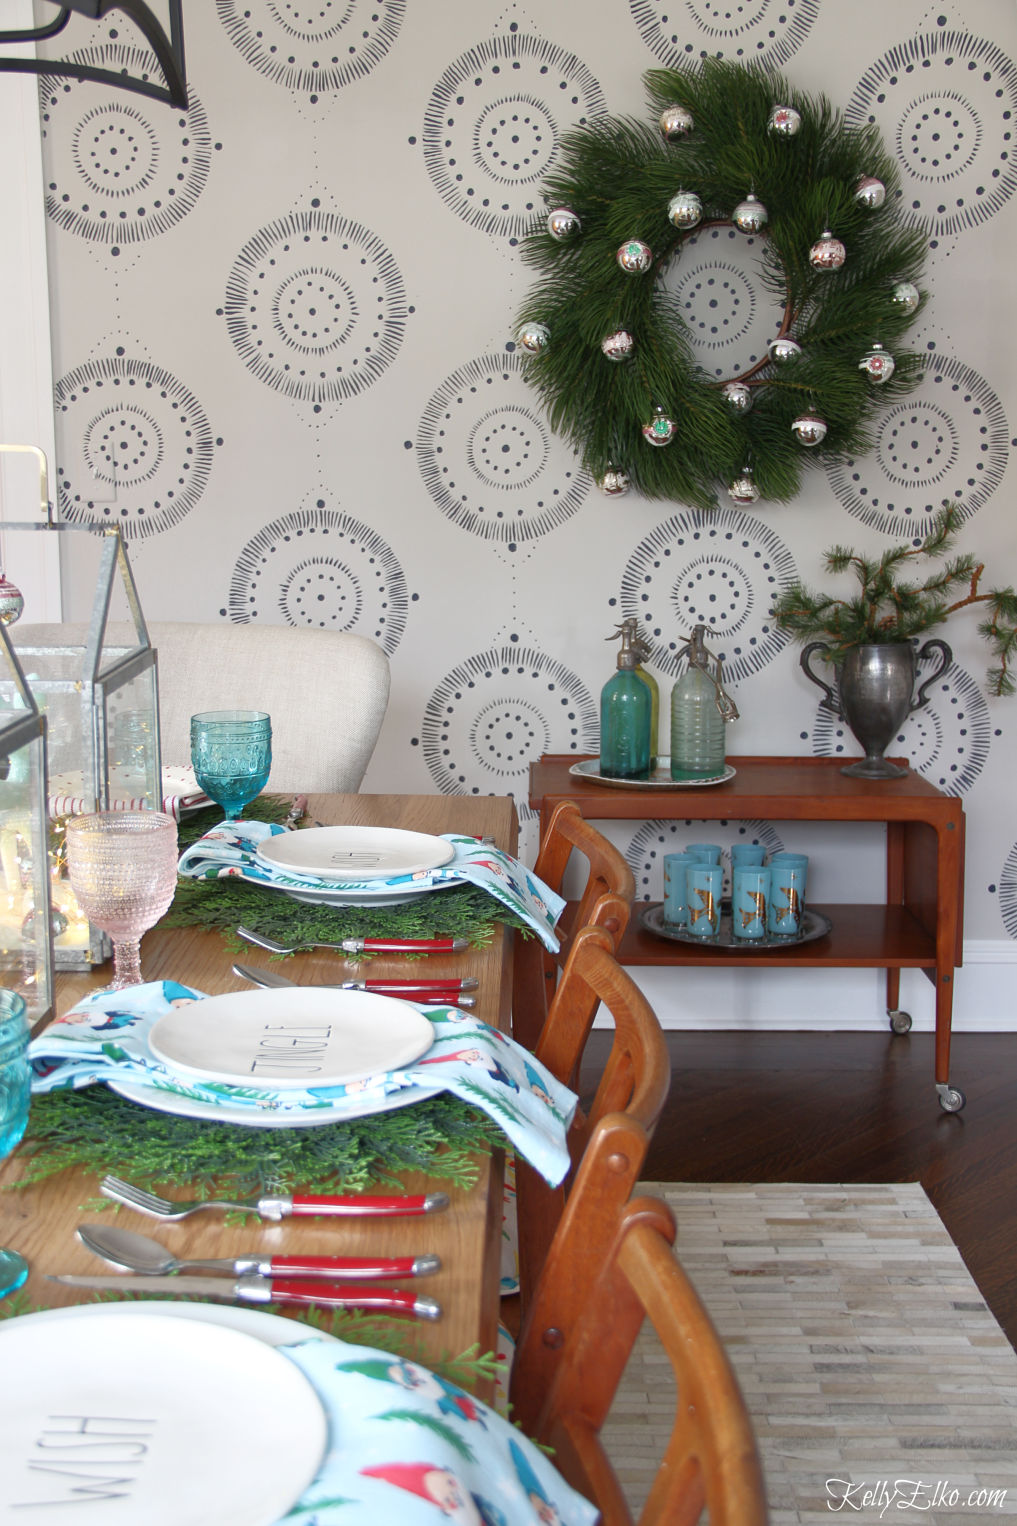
[0,792,518,1398]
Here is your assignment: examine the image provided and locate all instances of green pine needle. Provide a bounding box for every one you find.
[515,57,926,506]
[771,504,1017,696]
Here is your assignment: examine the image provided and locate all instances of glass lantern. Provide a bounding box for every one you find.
[0,623,54,1028]
[1,448,162,973]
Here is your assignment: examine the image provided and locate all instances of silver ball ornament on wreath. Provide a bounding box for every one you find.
[547,207,581,240]
[891,281,921,315]
[768,104,801,137]
[859,342,895,383]
[659,103,694,141]
[601,330,635,363]
[727,469,760,506]
[791,411,828,447]
[517,321,549,355]
[616,239,653,274]
[733,194,768,234]
[721,381,753,413]
[668,190,703,230]
[855,176,886,209]
[767,336,802,364]
[0,574,24,625]
[809,230,846,270]
[642,410,677,447]
[597,467,630,497]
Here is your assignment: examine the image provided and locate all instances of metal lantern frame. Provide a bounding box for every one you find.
[2,441,163,972]
[9,523,163,971]
[0,621,54,1028]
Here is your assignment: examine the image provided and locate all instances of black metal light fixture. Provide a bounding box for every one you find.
[0,1,186,108]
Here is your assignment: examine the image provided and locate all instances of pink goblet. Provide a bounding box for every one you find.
[65,811,179,989]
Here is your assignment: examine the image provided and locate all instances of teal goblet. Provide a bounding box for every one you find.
[0,988,32,1297]
[190,710,272,822]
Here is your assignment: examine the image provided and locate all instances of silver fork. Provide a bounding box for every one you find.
[100,1174,451,1222]
[101,1174,262,1221]
[236,927,357,955]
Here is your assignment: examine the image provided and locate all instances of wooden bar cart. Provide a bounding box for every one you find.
[529,754,967,1112]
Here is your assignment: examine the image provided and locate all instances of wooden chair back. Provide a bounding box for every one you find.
[512,1130,768,1526]
[515,924,670,1309]
[514,800,636,1050]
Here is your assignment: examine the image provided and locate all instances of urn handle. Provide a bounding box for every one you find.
[912,638,952,713]
[799,642,841,716]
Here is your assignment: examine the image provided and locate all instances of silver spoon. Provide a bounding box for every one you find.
[76,1223,440,1280]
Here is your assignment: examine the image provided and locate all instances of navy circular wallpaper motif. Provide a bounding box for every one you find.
[417,644,597,812]
[215,0,404,94]
[416,353,590,544]
[808,657,992,798]
[626,817,785,901]
[825,351,1009,540]
[54,356,215,539]
[421,29,606,242]
[223,209,407,406]
[630,0,819,67]
[40,54,211,247]
[228,504,407,654]
[847,26,1017,239]
[666,227,773,378]
[616,508,797,684]
[995,842,1017,940]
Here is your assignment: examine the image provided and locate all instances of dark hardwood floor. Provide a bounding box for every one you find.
[580,1028,1017,1351]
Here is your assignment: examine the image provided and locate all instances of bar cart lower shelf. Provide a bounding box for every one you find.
[529,754,967,1112]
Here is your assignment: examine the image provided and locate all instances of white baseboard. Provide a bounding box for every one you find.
[617,940,1017,1033]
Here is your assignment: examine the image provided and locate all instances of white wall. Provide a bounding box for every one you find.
[17,0,1017,1030]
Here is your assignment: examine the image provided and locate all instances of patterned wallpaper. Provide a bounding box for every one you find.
[32,0,1017,965]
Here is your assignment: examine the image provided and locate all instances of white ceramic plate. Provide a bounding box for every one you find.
[0,1311,327,1524]
[569,758,737,789]
[108,1075,443,1128]
[148,987,434,1089]
[256,825,456,883]
[16,1299,340,1349]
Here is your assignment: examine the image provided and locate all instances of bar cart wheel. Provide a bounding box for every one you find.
[888,1009,912,1034]
[936,1083,966,1114]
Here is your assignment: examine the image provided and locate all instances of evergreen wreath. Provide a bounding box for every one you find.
[515,57,928,511]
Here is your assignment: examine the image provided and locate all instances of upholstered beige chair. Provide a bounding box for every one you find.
[14,620,390,795]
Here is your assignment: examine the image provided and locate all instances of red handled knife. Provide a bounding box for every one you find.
[49,1274,442,1319]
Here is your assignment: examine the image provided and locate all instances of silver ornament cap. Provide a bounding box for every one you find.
[809,230,846,270]
[859,342,895,383]
[601,330,635,362]
[517,321,549,354]
[728,470,760,505]
[791,411,828,447]
[659,103,694,141]
[721,381,753,413]
[642,411,677,447]
[547,206,581,240]
[768,104,801,137]
[616,239,653,274]
[855,175,886,209]
[767,336,802,364]
[733,194,768,234]
[891,280,920,314]
[598,467,630,496]
[668,189,703,229]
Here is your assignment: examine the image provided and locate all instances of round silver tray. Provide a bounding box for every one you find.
[641,901,833,950]
[570,758,736,790]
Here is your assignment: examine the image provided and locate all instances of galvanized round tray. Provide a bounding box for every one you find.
[569,758,736,789]
[641,901,832,950]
